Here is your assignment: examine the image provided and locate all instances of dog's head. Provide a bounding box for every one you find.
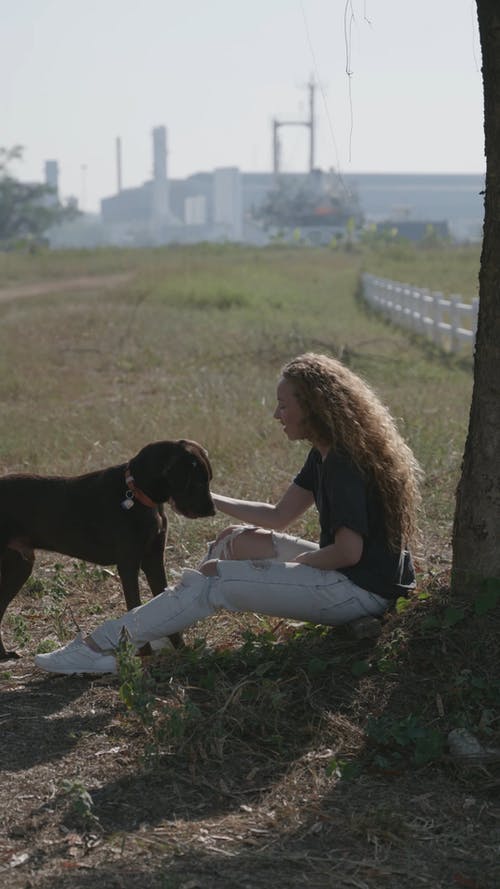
[129,439,215,518]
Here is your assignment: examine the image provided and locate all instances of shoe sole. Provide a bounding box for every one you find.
[34,660,117,675]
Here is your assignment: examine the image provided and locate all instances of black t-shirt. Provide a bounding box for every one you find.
[293,448,415,600]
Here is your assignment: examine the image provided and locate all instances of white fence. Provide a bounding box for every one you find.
[361,273,479,355]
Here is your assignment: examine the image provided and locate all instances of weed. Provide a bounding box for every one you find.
[446,669,500,732]
[326,758,362,781]
[116,635,206,757]
[115,620,376,764]
[24,576,45,599]
[82,603,104,616]
[36,638,60,654]
[375,627,408,674]
[421,583,499,632]
[60,779,102,833]
[42,602,76,644]
[71,561,112,584]
[116,634,156,728]
[28,564,80,643]
[44,563,68,602]
[22,567,70,606]
[366,713,444,767]
[8,614,31,647]
[153,697,203,750]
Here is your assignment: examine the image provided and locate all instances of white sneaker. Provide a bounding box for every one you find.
[34,635,117,675]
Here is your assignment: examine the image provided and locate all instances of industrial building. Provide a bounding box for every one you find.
[45,116,484,248]
[100,128,255,245]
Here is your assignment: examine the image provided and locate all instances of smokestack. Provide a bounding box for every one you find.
[152,126,167,181]
[116,137,122,193]
[44,160,59,198]
[151,125,169,227]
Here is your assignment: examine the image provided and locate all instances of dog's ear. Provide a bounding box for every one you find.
[159,441,208,475]
[160,444,185,476]
[178,439,213,481]
[178,439,210,460]
[132,442,183,480]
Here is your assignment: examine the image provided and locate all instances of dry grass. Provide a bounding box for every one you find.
[0,244,498,889]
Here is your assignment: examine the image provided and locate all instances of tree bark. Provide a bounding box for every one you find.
[451,0,500,596]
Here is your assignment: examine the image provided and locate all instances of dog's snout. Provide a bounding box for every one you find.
[180,499,215,519]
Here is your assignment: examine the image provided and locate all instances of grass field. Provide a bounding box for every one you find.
[1,243,498,889]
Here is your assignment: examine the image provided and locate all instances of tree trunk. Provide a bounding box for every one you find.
[451,0,500,597]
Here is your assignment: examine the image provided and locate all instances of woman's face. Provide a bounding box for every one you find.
[273,378,307,441]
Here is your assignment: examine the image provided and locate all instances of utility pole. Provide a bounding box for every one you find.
[80,164,87,212]
[271,78,316,178]
[272,119,280,179]
[116,137,122,193]
[308,76,315,171]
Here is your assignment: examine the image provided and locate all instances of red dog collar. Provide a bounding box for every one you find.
[122,464,157,510]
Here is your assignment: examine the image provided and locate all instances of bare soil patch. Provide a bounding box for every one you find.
[0,273,131,302]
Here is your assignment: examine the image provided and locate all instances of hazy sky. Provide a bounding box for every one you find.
[2,0,484,212]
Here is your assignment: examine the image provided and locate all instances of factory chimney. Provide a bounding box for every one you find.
[116,137,122,193]
[44,160,59,202]
[153,126,167,181]
[151,125,169,228]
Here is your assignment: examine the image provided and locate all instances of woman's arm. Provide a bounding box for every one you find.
[293,526,363,570]
[211,483,315,531]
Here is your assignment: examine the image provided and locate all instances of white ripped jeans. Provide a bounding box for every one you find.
[91,527,389,652]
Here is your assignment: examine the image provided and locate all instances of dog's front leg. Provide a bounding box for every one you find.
[116,556,155,660]
[141,540,184,650]
[141,510,183,650]
[141,540,167,597]
[141,507,168,596]
[142,550,184,648]
[116,557,143,612]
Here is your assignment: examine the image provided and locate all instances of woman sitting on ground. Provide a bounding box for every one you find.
[35,352,422,675]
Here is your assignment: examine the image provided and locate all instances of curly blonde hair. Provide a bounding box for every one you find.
[282,353,422,550]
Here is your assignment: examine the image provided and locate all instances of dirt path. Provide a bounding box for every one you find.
[0,272,131,302]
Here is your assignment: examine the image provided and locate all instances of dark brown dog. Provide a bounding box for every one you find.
[0,439,214,660]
